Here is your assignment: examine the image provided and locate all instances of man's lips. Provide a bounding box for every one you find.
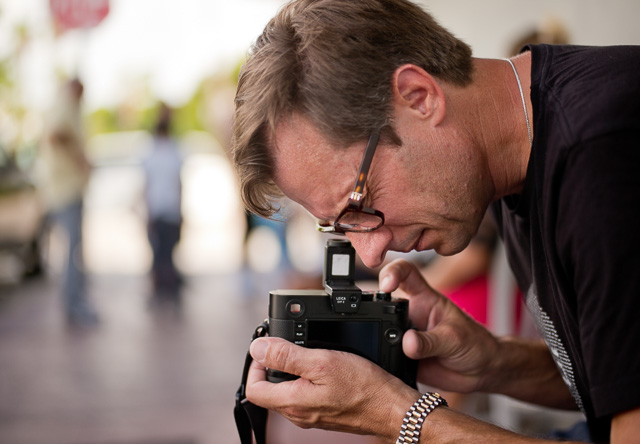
[403,230,425,253]
[415,229,435,252]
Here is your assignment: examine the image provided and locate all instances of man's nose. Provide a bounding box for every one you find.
[345,229,391,269]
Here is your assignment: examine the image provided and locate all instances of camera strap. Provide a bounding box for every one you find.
[234,321,269,444]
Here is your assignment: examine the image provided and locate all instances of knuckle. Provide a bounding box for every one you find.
[270,341,295,366]
[440,323,464,344]
[305,353,332,380]
[389,258,409,274]
[283,409,320,429]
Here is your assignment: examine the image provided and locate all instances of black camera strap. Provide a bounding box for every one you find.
[235,321,269,444]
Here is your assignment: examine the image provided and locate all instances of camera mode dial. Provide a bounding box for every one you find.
[375,291,392,301]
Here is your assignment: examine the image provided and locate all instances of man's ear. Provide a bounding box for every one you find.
[392,64,446,126]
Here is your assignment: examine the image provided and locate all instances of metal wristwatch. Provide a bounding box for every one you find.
[396,392,448,444]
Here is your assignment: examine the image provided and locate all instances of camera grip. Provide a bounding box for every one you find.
[267,318,294,341]
[264,318,300,383]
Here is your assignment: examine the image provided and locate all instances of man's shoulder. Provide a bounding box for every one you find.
[531,44,640,147]
[531,44,640,94]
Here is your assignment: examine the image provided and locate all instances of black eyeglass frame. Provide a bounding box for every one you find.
[316,130,385,234]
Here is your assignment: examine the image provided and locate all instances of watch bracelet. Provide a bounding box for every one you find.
[396,392,448,444]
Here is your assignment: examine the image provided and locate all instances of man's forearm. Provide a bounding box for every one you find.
[383,360,576,444]
[418,406,583,444]
[482,336,577,409]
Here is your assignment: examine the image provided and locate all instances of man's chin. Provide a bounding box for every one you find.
[430,235,471,257]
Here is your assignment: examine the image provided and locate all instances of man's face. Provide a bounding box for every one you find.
[272,113,490,268]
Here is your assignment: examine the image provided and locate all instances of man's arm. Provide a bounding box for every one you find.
[611,407,640,443]
[246,338,584,443]
[383,259,577,409]
[422,405,640,444]
[482,336,578,409]
[246,259,638,441]
[49,127,91,174]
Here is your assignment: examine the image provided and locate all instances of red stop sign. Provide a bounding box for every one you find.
[50,0,110,30]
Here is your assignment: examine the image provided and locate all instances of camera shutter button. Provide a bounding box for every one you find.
[384,327,402,345]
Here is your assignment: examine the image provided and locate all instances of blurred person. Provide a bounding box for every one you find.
[35,77,97,326]
[509,17,570,57]
[142,104,183,297]
[231,1,640,443]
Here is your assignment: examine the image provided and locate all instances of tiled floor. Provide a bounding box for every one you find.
[0,270,387,444]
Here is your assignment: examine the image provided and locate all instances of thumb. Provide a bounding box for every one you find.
[246,337,311,409]
[250,337,307,376]
[403,327,457,360]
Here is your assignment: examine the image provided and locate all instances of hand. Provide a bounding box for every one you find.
[379,259,501,394]
[246,337,419,440]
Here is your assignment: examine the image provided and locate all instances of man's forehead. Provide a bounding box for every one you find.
[271,114,355,218]
[273,115,328,164]
[272,114,340,179]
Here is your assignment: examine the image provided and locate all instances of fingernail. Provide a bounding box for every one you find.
[251,338,268,363]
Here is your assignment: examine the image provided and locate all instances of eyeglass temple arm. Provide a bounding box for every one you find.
[351,130,381,200]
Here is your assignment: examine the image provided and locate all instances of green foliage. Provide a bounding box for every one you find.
[86,78,210,138]
[87,108,118,135]
[171,86,206,136]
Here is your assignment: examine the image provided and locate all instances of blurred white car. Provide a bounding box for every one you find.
[0,152,45,283]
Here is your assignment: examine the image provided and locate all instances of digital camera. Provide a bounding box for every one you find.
[266,239,417,387]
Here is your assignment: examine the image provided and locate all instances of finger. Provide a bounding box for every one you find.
[250,337,319,381]
[246,355,298,409]
[247,338,349,416]
[402,327,458,360]
[380,259,446,328]
[246,354,267,387]
[246,340,314,410]
[379,259,434,296]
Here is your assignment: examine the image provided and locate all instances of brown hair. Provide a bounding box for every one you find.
[232,0,473,217]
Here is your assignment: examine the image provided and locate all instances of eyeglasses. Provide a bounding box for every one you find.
[317,130,385,235]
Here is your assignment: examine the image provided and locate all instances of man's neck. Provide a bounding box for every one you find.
[459,54,533,200]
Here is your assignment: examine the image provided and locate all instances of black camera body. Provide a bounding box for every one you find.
[267,239,417,387]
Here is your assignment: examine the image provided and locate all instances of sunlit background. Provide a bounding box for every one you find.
[0,0,330,282]
[2,0,640,279]
[1,1,640,444]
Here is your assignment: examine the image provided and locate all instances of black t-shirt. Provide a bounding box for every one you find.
[491,44,640,441]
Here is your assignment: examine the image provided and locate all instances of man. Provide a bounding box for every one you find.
[231,0,640,442]
[142,104,183,296]
[36,78,98,326]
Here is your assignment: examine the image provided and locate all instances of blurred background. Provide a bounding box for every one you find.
[1,1,640,443]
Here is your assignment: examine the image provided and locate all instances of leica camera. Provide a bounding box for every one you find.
[266,239,417,387]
